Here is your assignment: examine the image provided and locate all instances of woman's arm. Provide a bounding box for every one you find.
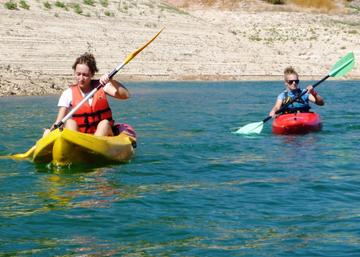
[269,99,283,117]
[50,106,68,130]
[307,85,324,106]
[99,74,129,99]
[43,106,68,137]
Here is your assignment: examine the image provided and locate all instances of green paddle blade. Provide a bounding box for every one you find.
[329,52,355,78]
[234,121,264,135]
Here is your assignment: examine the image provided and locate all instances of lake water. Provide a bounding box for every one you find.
[0,81,359,256]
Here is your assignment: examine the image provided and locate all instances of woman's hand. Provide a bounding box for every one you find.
[307,85,324,106]
[99,74,110,86]
[306,85,317,97]
[269,110,276,117]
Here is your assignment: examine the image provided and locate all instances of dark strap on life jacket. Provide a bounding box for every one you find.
[77,117,114,133]
[72,108,113,133]
[281,89,310,114]
[72,107,112,119]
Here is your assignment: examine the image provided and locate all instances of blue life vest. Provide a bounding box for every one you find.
[278,88,310,113]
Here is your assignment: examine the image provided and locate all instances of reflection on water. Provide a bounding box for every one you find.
[0,165,141,218]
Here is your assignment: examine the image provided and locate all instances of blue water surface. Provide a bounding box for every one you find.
[0,81,359,256]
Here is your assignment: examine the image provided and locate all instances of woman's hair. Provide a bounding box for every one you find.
[284,66,298,80]
[72,52,99,74]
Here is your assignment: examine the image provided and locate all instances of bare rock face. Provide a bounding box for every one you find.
[0,0,359,96]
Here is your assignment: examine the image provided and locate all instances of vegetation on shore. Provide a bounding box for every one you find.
[3,0,149,17]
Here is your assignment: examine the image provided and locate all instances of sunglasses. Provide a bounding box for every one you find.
[287,79,299,84]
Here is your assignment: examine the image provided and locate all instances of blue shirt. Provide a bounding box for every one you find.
[277,88,311,112]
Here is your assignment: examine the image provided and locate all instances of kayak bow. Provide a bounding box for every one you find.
[272,112,322,135]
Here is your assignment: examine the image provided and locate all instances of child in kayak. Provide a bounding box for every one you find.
[44,52,129,137]
[269,66,324,117]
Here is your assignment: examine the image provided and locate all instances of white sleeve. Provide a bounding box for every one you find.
[57,88,72,108]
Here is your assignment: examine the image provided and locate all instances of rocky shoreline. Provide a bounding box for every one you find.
[1,0,359,96]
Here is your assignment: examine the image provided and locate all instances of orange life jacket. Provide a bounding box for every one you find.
[71,82,114,134]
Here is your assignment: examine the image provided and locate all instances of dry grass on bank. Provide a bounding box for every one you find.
[289,0,336,10]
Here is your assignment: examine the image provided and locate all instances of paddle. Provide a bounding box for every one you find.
[234,52,355,135]
[6,28,164,160]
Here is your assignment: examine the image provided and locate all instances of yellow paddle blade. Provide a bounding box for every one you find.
[123,28,164,65]
[233,121,264,135]
[1,145,36,160]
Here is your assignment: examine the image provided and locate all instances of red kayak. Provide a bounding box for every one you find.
[272,112,322,135]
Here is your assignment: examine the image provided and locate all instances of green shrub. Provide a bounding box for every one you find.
[44,1,51,9]
[99,0,109,7]
[264,0,285,4]
[20,0,30,9]
[4,1,17,10]
[104,10,114,16]
[54,1,62,7]
[55,1,65,8]
[72,3,83,14]
[83,0,95,6]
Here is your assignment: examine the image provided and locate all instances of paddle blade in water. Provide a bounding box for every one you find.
[9,145,36,159]
[329,52,355,78]
[234,121,264,135]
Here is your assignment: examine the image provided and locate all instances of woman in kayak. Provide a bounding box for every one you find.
[44,52,129,137]
[269,66,324,117]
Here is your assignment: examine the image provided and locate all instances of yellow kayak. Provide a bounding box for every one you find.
[8,126,137,166]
